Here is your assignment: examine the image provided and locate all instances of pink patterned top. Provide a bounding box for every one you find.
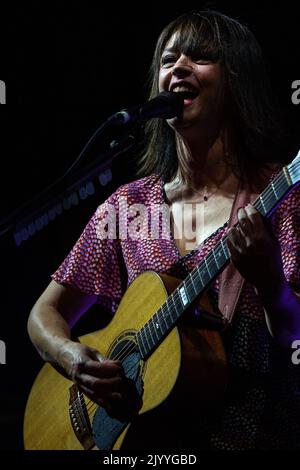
[52,173,300,450]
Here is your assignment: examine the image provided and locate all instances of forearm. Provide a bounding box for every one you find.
[256,280,300,348]
[27,302,73,366]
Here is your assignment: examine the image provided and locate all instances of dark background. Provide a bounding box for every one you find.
[0,1,299,450]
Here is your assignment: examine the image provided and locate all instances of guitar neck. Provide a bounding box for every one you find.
[137,158,300,359]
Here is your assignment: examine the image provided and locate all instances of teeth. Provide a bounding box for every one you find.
[172,85,197,93]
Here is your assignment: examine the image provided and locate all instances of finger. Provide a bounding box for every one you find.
[245,205,275,245]
[228,227,246,252]
[244,204,265,230]
[78,373,124,393]
[101,359,125,376]
[85,346,104,360]
[237,207,252,237]
[106,392,124,402]
[78,383,123,406]
[77,383,105,406]
[83,359,124,378]
[86,348,124,369]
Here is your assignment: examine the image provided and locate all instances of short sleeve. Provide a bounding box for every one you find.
[272,185,300,290]
[52,189,127,314]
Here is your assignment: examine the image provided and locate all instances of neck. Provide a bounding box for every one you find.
[172,126,238,194]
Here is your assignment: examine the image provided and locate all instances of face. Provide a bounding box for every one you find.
[158,33,227,132]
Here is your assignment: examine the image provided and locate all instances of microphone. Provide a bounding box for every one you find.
[109,91,184,125]
[61,92,184,179]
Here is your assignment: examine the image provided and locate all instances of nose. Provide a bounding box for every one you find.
[172,54,192,79]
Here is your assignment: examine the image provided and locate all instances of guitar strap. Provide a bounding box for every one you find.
[218,168,276,323]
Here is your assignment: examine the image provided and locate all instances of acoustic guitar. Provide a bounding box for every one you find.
[24,151,300,450]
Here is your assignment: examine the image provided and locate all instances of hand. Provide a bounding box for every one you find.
[227,204,285,293]
[57,341,142,420]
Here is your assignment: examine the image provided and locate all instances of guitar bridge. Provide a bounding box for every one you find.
[69,384,95,450]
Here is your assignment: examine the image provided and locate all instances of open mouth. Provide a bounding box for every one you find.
[171,86,199,105]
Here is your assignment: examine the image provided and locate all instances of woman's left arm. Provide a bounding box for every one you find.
[227,204,300,349]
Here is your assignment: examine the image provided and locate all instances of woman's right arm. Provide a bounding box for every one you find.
[28,280,142,419]
[28,280,99,366]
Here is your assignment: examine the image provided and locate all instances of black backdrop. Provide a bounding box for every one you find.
[0,1,299,451]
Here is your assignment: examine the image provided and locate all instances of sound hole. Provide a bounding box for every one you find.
[92,337,144,450]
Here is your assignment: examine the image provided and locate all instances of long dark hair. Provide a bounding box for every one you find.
[137,10,284,183]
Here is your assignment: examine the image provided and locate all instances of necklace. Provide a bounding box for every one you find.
[192,171,233,202]
[164,166,234,203]
[202,185,220,202]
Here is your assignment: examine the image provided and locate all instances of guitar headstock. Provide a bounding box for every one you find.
[287,150,300,185]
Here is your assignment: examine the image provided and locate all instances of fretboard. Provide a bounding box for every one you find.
[137,161,299,359]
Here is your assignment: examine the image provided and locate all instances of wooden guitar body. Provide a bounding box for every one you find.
[24,153,300,449]
[24,271,227,450]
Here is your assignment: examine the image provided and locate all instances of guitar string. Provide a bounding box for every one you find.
[88,161,299,373]
[83,162,299,415]
[85,162,300,415]
[85,161,300,415]
[100,162,300,364]
[86,167,300,415]
[86,177,300,415]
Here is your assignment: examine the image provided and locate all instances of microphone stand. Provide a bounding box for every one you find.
[0,123,139,246]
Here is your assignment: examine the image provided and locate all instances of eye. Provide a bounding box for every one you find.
[192,53,216,64]
[195,58,210,64]
[161,55,177,68]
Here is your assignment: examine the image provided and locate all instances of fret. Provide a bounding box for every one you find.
[213,249,220,269]
[215,245,225,264]
[189,272,198,296]
[193,270,203,292]
[150,316,160,341]
[258,169,291,216]
[283,166,293,186]
[271,181,278,199]
[179,285,189,307]
[278,176,289,193]
[282,175,291,193]
[172,295,182,322]
[160,306,171,329]
[194,268,204,290]
[167,294,177,320]
[153,310,166,335]
[289,156,300,183]
[254,197,262,214]
[142,325,152,352]
[184,274,196,301]
[221,238,229,259]
[147,321,156,348]
[166,297,176,322]
[135,152,299,360]
[137,331,147,358]
[267,191,277,211]
[138,328,151,357]
[208,253,219,277]
[204,258,211,277]
[200,265,209,284]
[259,195,266,215]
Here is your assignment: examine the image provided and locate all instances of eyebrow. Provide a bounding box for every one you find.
[161,47,177,55]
